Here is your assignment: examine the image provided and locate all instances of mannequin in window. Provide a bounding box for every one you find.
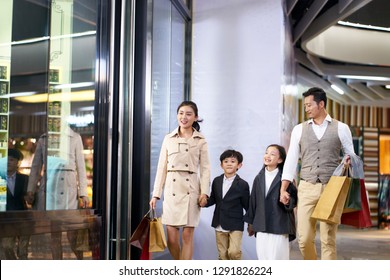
[26,127,89,259]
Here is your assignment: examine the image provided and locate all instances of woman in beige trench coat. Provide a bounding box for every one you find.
[150,101,210,260]
[26,127,89,259]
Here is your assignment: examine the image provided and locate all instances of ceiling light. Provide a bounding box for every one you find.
[67,113,94,127]
[336,75,390,82]
[4,91,36,98]
[0,31,96,47]
[78,106,95,111]
[13,90,95,103]
[338,21,390,32]
[51,30,96,40]
[331,84,344,95]
[54,82,94,90]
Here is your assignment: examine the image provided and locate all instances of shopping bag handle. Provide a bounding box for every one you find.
[142,209,152,219]
[150,208,158,220]
[342,163,351,177]
[143,208,159,220]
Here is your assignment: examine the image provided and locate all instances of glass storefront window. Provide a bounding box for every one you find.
[0,0,96,211]
[0,0,99,260]
[0,0,13,211]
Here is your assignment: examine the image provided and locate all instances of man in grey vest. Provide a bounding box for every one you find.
[280,87,355,260]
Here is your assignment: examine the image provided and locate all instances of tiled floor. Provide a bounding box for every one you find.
[289,226,390,260]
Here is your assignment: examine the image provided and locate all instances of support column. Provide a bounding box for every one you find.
[192,0,296,259]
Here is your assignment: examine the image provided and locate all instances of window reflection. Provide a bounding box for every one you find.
[0,0,97,212]
[1,148,30,259]
[0,0,97,260]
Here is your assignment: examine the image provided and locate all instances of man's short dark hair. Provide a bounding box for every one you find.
[8,148,23,161]
[302,87,327,108]
[220,149,243,164]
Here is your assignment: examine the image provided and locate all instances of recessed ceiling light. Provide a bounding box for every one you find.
[13,90,95,103]
[0,31,96,47]
[331,84,344,95]
[338,21,390,32]
[54,82,94,90]
[336,75,390,82]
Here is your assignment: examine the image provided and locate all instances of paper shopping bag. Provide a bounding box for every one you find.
[130,210,151,249]
[149,214,167,252]
[140,228,152,260]
[343,177,362,213]
[311,174,351,224]
[341,179,372,228]
[75,229,90,251]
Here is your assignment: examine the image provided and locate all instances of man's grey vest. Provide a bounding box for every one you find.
[299,119,341,184]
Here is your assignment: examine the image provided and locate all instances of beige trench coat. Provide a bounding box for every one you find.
[152,127,210,226]
[27,128,88,210]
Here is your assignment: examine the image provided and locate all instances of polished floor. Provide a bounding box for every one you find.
[289,226,390,260]
[2,226,388,260]
[151,225,390,261]
[43,227,390,260]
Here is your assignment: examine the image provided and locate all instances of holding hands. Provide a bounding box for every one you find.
[279,190,290,205]
[198,194,208,207]
[247,224,255,237]
[26,191,35,205]
[150,194,208,209]
[279,180,291,205]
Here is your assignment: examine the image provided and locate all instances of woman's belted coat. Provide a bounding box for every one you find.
[152,127,210,226]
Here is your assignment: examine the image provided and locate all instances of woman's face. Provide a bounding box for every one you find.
[177,105,198,130]
[263,146,282,169]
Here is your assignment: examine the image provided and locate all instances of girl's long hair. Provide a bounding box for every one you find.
[264,144,287,171]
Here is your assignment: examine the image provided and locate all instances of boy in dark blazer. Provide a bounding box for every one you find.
[2,148,30,259]
[204,149,250,260]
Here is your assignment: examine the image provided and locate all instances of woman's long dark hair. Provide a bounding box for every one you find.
[177,101,202,131]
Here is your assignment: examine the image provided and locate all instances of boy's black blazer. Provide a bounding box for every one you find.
[6,173,29,210]
[205,174,250,231]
